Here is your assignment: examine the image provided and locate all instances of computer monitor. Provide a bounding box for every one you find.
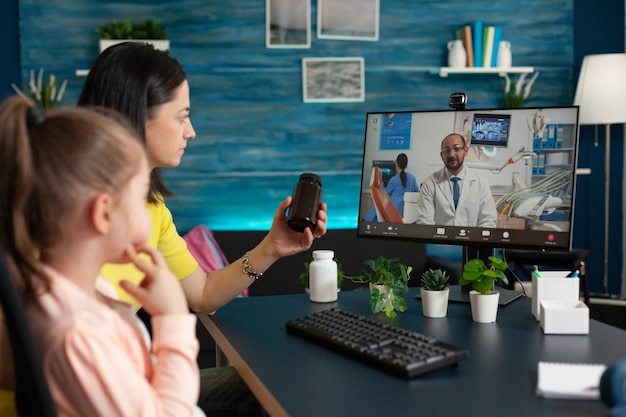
[357,106,580,252]
[372,160,396,186]
[471,113,511,148]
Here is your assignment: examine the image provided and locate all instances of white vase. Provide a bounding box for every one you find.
[99,39,170,53]
[369,283,394,314]
[469,290,500,323]
[420,287,449,318]
[496,41,512,68]
[447,40,467,68]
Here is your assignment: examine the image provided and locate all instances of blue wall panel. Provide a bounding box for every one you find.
[18,0,573,233]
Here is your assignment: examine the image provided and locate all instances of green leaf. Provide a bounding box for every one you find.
[473,278,493,294]
[370,288,386,313]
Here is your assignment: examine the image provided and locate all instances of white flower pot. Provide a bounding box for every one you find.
[469,290,500,323]
[420,287,449,318]
[369,283,394,314]
[99,39,170,53]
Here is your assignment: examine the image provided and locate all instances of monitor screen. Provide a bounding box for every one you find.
[357,106,580,251]
[471,113,511,148]
[372,160,396,186]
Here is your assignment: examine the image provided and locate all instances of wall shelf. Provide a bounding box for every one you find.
[433,66,535,78]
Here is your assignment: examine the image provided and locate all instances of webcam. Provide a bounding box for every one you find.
[449,92,468,110]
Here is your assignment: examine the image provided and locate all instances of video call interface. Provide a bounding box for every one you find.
[358,106,580,251]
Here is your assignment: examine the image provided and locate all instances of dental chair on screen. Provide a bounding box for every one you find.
[0,246,57,416]
[370,166,403,223]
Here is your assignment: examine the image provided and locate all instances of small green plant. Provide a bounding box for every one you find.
[459,256,509,294]
[298,259,344,289]
[420,268,450,291]
[345,256,413,318]
[97,19,168,40]
[11,68,67,109]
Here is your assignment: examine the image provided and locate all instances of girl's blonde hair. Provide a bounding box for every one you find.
[0,95,146,298]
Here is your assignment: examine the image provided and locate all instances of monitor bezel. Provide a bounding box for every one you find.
[357,105,580,252]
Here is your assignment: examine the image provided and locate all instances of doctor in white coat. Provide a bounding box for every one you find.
[415,133,497,228]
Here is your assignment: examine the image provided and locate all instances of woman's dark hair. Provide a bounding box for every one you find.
[77,41,187,202]
[396,153,408,188]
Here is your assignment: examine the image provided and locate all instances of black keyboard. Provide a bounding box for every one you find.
[285,308,469,378]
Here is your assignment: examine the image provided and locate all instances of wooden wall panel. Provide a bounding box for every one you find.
[18,0,573,232]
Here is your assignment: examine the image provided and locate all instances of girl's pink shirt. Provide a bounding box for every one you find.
[26,267,199,417]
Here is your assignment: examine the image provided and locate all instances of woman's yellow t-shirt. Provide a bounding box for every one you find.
[100,199,198,310]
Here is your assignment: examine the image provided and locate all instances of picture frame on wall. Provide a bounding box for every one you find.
[317,0,379,41]
[302,57,365,103]
[266,0,310,48]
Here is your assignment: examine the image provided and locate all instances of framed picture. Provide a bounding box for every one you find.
[266,0,310,48]
[302,57,365,103]
[317,0,379,41]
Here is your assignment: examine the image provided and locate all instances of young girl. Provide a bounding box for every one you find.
[0,96,202,416]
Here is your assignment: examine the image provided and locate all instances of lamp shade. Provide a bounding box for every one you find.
[573,53,626,125]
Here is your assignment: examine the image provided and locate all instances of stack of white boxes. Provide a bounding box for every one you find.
[531,270,589,334]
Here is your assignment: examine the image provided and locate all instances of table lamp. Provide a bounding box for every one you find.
[573,53,626,295]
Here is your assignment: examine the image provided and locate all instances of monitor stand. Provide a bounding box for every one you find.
[462,244,493,264]
[461,244,493,295]
[456,244,523,304]
[415,243,523,305]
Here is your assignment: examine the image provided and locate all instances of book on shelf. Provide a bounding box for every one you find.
[482,26,495,67]
[458,25,474,67]
[491,26,503,67]
[471,20,483,68]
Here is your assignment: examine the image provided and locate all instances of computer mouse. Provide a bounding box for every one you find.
[600,360,626,408]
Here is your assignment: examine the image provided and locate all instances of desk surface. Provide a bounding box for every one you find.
[198,288,626,417]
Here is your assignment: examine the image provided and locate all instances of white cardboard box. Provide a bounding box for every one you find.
[540,300,589,334]
[531,272,579,321]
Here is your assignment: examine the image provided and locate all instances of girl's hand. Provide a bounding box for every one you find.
[119,245,189,316]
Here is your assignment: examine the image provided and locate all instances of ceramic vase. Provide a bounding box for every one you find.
[99,39,170,53]
[369,283,394,314]
[420,288,450,318]
[447,40,467,68]
[496,41,512,68]
[469,290,500,323]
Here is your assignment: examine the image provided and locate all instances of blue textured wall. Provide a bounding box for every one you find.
[17,0,574,233]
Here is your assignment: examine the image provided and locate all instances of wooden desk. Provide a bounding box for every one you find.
[198,288,626,417]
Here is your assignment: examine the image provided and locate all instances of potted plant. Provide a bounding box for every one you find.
[459,256,509,323]
[96,19,169,53]
[345,256,412,318]
[420,268,451,318]
[11,68,68,109]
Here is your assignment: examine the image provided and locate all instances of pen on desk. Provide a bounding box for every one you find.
[532,265,542,278]
[567,262,585,278]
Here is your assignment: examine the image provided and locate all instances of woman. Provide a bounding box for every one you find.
[78,41,327,416]
[364,153,419,221]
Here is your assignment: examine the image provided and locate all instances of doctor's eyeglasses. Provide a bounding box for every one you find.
[440,144,466,155]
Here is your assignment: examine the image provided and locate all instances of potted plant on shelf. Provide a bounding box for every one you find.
[420,268,451,318]
[96,19,169,53]
[345,256,412,318]
[459,256,509,323]
[11,68,68,110]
